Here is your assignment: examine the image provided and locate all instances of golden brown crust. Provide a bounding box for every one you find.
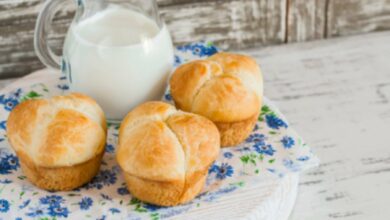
[7,99,45,155]
[191,75,260,122]
[62,93,107,130]
[208,52,262,83]
[166,112,220,178]
[6,93,107,191]
[124,174,185,206]
[215,112,259,147]
[170,60,222,112]
[124,172,207,206]
[116,102,220,206]
[117,120,185,182]
[18,150,104,191]
[170,52,263,146]
[7,93,107,167]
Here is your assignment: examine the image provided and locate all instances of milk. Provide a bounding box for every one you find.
[62,6,174,121]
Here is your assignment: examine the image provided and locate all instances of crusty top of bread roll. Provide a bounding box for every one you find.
[7,93,106,167]
[170,52,263,122]
[117,101,220,182]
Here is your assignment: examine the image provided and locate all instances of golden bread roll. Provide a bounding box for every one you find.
[170,52,263,147]
[7,93,107,191]
[116,101,220,206]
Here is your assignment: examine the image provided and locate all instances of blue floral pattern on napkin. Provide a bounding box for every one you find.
[0,42,319,219]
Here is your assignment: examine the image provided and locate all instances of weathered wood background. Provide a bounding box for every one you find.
[0,0,389,78]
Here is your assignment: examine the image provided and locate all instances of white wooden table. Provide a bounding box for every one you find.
[1,31,389,219]
[240,31,390,220]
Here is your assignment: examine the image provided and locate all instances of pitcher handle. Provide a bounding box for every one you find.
[34,0,72,69]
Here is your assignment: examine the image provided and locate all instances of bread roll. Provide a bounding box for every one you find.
[7,93,107,191]
[116,102,220,206]
[170,52,263,147]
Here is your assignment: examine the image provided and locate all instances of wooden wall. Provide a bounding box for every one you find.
[0,0,389,78]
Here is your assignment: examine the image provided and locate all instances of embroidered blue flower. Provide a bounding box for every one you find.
[109,208,120,214]
[0,154,20,174]
[0,162,12,175]
[26,205,46,217]
[177,43,218,57]
[297,156,309,161]
[105,144,115,153]
[78,197,93,210]
[235,146,251,152]
[143,203,162,212]
[15,217,22,220]
[0,179,12,184]
[11,88,22,99]
[57,84,69,90]
[265,115,288,130]
[100,193,112,201]
[99,170,117,185]
[3,154,19,170]
[48,205,69,218]
[97,215,106,220]
[254,144,276,156]
[245,133,266,145]
[19,199,31,209]
[223,152,233,159]
[0,121,6,130]
[281,136,295,149]
[177,44,192,52]
[0,96,19,111]
[267,168,276,173]
[164,93,172,101]
[174,55,181,67]
[0,199,10,213]
[209,163,234,180]
[39,195,64,207]
[85,169,117,189]
[117,186,129,195]
[191,44,218,57]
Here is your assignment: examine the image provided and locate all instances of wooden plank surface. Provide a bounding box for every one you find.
[161,0,286,50]
[287,0,328,42]
[327,0,390,37]
[0,0,285,79]
[238,31,390,220]
[0,0,76,78]
[0,0,44,79]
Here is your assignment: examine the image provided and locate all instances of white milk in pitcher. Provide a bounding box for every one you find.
[63,6,174,120]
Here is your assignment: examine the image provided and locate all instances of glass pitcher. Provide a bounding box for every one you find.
[34,0,174,122]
